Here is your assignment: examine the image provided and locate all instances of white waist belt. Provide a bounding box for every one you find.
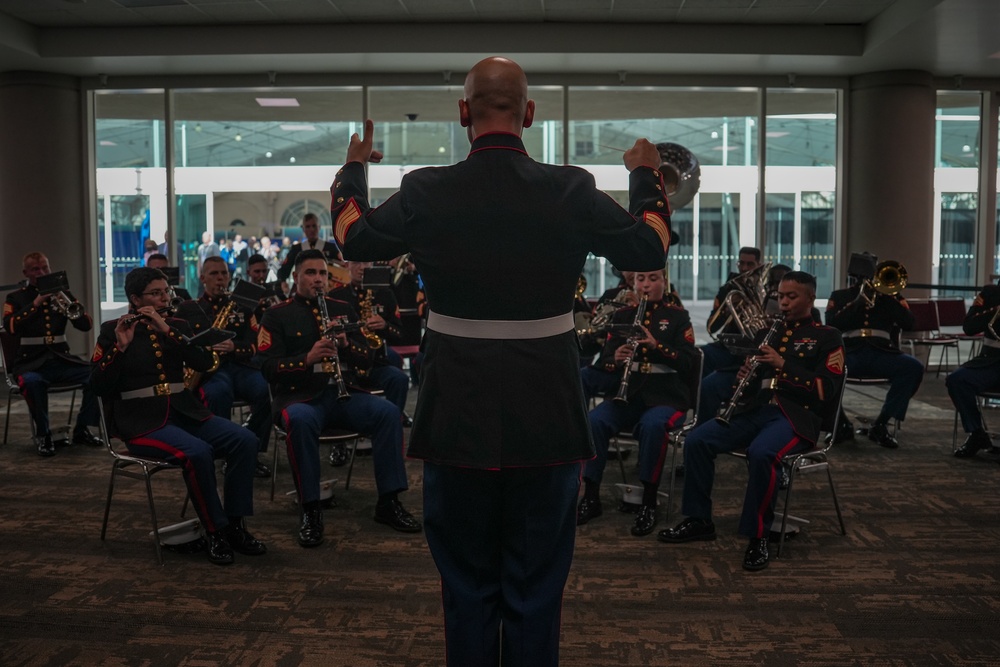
[426,310,574,340]
[983,338,1000,348]
[843,329,890,340]
[20,335,67,345]
[120,382,185,400]
[629,362,676,374]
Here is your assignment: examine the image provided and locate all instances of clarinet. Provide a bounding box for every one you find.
[612,294,649,406]
[715,317,784,426]
[315,289,351,402]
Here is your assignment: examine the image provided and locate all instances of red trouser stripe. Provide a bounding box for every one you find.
[755,435,801,538]
[127,436,217,533]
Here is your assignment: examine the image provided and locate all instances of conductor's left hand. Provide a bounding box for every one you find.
[346,119,384,165]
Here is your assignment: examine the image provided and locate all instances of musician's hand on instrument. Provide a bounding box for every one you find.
[335,332,349,348]
[613,344,634,365]
[140,306,170,333]
[212,339,235,353]
[114,317,136,351]
[32,293,51,308]
[636,325,656,348]
[756,344,784,370]
[736,360,754,380]
[305,339,338,365]
[345,118,384,165]
[622,291,640,307]
[366,314,386,331]
[623,138,660,172]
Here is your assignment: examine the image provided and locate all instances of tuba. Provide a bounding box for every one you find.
[707,263,773,340]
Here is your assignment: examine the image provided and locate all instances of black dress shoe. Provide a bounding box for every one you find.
[954,430,993,458]
[72,428,103,447]
[576,497,603,525]
[742,537,769,571]
[298,508,325,548]
[867,422,898,449]
[630,504,658,537]
[35,434,55,457]
[328,442,348,467]
[205,531,235,565]
[657,517,716,543]
[254,461,272,478]
[224,519,267,556]
[374,498,422,533]
[401,413,414,428]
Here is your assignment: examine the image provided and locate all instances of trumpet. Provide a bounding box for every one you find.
[316,289,351,402]
[612,294,649,406]
[716,318,784,426]
[50,291,85,320]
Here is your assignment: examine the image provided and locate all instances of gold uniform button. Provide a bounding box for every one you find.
[158,374,166,381]
[656,200,664,208]
[155,351,162,357]
[335,181,342,189]
[336,197,344,203]
[156,364,163,370]
[149,334,157,341]
[781,337,788,343]
[779,347,786,352]
[652,170,660,178]
[655,184,662,191]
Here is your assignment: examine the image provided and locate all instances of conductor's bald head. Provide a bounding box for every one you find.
[459,57,535,139]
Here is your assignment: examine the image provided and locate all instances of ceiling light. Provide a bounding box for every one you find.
[256,98,300,108]
[194,124,201,132]
[265,151,272,158]
[438,147,446,153]
[766,131,790,138]
[710,131,719,139]
[962,144,972,152]
[279,124,316,131]
[99,140,117,146]
[289,157,296,163]
[235,134,242,142]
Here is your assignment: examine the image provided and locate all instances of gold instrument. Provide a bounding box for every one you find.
[183,295,235,390]
[856,260,907,307]
[358,288,384,350]
[327,261,351,290]
[715,318,785,426]
[316,289,351,402]
[612,294,649,406]
[576,274,587,299]
[51,291,85,320]
[707,263,773,340]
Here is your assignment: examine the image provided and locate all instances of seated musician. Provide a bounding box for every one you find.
[91,267,266,565]
[174,256,272,478]
[576,267,697,537]
[256,249,421,548]
[2,252,101,456]
[275,213,342,295]
[947,282,1000,459]
[701,247,763,376]
[659,271,844,571]
[579,270,639,400]
[145,253,192,302]
[329,260,411,419]
[825,252,922,449]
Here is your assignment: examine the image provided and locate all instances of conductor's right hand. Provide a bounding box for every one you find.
[346,119,384,165]
[306,338,340,365]
[623,139,661,172]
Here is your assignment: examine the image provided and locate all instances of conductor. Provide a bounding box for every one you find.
[331,56,670,667]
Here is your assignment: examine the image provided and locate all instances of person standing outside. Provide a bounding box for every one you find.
[331,56,670,667]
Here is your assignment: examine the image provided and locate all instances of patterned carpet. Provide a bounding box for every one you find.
[1,369,998,666]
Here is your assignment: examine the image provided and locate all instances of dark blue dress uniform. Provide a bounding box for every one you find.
[90,315,258,534]
[679,317,845,539]
[947,286,1000,453]
[332,131,669,667]
[2,283,99,442]
[585,299,697,490]
[328,283,409,413]
[174,294,272,453]
[826,285,923,425]
[255,294,409,507]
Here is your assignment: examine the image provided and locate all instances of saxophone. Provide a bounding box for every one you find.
[358,288,384,350]
[183,296,236,390]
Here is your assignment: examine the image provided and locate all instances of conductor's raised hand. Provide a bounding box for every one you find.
[623,138,661,172]
[346,119,384,165]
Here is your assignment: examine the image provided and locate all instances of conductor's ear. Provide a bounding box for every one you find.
[459,99,471,128]
[522,99,535,129]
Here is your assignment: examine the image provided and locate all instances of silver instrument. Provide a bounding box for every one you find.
[656,142,701,209]
[715,318,784,426]
[315,289,351,402]
[707,263,773,340]
[612,294,649,406]
[51,291,85,320]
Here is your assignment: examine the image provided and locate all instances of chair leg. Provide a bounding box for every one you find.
[101,464,119,541]
[826,466,846,536]
[3,398,11,447]
[143,468,165,566]
[665,436,681,523]
[270,430,281,502]
[776,466,797,558]
[614,436,628,485]
[345,437,359,491]
[68,389,77,426]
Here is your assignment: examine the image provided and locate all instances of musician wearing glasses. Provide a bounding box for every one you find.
[256,249,421,549]
[576,268,697,537]
[659,271,844,572]
[174,256,272,478]
[2,252,101,456]
[947,282,1000,460]
[90,267,266,566]
[825,252,922,449]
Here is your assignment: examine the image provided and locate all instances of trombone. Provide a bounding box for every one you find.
[856,260,907,307]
